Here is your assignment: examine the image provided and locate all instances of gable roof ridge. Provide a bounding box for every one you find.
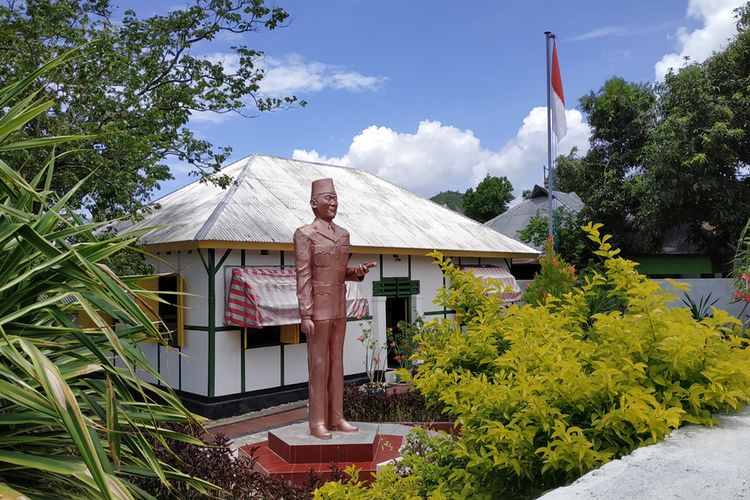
[257,152,357,172]
[194,154,257,240]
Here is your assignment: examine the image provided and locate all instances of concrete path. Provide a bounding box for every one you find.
[540,410,750,500]
[204,400,309,451]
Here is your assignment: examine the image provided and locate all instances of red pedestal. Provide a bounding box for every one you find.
[240,422,402,485]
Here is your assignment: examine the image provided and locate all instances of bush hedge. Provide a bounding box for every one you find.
[343,385,451,424]
[316,223,750,499]
[133,424,329,499]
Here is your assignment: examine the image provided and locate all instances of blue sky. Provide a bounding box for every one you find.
[117,0,746,201]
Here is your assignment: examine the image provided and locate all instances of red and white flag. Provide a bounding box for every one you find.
[550,40,567,140]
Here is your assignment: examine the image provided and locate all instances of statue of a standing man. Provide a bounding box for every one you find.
[294,178,373,440]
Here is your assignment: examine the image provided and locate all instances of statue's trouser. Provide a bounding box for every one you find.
[307,318,346,431]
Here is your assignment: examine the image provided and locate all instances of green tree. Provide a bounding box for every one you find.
[558,5,750,265]
[555,79,655,253]
[463,174,514,223]
[429,190,464,213]
[638,5,750,263]
[518,207,588,267]
[0,0,301,220]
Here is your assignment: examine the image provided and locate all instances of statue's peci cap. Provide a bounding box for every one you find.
[311,178,336,198]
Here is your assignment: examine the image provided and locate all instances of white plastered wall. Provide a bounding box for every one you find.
[343,253,379,376]
[147,250,209,396]
[178,332,208,396]
[215,329,242,396]
[411,256,444,315]
[214,249,242,396]
[138,245,517,399]
[246,345,282,391]
[283,343,308,385]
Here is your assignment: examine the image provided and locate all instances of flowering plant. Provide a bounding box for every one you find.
[733,273,750,303]
[387,318,423,370]
[357,321,388,386]
[732,272,750,335]
[732,217,750,335]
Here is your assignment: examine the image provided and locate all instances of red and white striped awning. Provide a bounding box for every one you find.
[224,267,370,328]
[461,266,523,303]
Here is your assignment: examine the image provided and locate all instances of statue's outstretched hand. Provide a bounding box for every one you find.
[353,261,377,278]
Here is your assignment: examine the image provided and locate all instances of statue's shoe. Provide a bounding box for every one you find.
[330,420,358,432]
[310,425,332,440]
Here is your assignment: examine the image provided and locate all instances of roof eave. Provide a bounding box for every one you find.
[142,240,539,259]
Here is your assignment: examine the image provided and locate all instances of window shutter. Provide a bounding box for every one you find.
[137,276,160,324]
[78,309,113,330]
[280,323,300,344]
[372,277,420,298]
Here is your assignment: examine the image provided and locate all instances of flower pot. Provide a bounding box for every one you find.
[359,381,388,394]
[385,382,413,395]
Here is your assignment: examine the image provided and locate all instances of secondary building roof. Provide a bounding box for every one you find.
[484,185,583,251]
[121,154,539,258]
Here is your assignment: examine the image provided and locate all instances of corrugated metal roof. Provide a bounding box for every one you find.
[120,154,538,257]
[659,224,705,255]
[484,184,583,251]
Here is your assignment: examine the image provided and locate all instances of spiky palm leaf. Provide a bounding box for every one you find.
[0,52,215,498]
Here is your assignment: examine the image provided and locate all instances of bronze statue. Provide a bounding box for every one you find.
[294,178,375,440]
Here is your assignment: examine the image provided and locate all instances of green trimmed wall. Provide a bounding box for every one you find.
[633,255,712,277]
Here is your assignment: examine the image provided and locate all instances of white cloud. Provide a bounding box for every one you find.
[192,52,385,123]
[571,26,629,41]
[295,121,483,196]
[292,110,591,200]
[260,53,386,96]
[475,108,591,194]
[205,52,241,74]
[189,109,234,124]
[655,0,745,79]
[202,52,385,98]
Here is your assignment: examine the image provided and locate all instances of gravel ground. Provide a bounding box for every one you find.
[539,409,750,500]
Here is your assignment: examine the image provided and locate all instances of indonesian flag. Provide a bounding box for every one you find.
[550,40,567,140]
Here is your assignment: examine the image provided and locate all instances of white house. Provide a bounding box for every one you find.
[121,154,539,418]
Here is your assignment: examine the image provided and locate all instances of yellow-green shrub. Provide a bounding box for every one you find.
[522,236,578,306]
[316,223,750,499]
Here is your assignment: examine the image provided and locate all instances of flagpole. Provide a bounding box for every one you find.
[545,31,555,241]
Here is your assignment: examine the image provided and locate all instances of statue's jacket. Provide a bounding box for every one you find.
[293,218,362,321]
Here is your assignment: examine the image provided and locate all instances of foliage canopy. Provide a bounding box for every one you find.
[429,190,464,213]
[518,206,588,267]
[463,174,514,223]
[556,6,750,265]
[0,0,300,220]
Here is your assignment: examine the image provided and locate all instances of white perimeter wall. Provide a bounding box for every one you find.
[660,278,746,319]
[516,277,746,320]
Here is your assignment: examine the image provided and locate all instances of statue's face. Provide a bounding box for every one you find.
[311,192,338,222]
